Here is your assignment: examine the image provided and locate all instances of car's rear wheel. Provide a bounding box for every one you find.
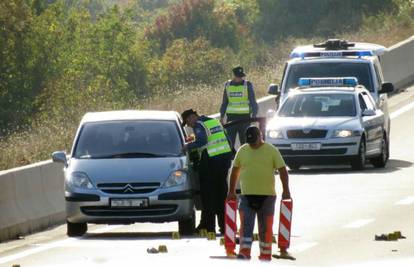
[351,138,366,170]
[371,134,388,168]
[67,221,87,237]
[287,162,301,171]
[178,210,195,235]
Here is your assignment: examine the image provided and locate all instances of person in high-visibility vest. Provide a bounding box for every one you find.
[182,109,234,234]
[227,126,291,261]
[220,66,258,147]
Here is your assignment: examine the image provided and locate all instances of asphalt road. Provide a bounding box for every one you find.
[1,86,414,267]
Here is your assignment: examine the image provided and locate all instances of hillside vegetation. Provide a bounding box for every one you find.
[1,0,414,170]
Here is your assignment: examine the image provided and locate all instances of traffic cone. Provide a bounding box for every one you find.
[224,199,237,256]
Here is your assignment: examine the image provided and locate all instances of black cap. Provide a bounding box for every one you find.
[181,109,197,127]
[232,66,246,78]
[245,126,261,144]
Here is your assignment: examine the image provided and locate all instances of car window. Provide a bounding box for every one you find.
[373,63,382,88]
[361,92,375,110]
[285,62,373,92]
[74,120,183,158]
[279,93,356,117]
[358,94,368,110]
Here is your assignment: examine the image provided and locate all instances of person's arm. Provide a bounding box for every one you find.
[185,123,208,150]
[220,83,229,123]
[278,166,291,199]
[227,166,240,200]
[247,82,258,117]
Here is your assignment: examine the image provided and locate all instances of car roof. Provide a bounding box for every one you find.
[289,86,368,95]
[288,57,375,64]
[81,110,181,124]
[291,42,386,55]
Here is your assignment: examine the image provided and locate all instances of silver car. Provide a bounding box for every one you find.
[266,78,389,170]
[52,110,199,236]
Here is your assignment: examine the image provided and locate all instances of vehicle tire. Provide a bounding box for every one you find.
[287,162,301,171]
[351,138,366,170]
[67,221,87,237]
[371,134,388,168]
[178,210,195,235]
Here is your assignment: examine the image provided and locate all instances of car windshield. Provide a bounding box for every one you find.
[279,93,356,117]
[73,120,183,159]
[285,62,373,92]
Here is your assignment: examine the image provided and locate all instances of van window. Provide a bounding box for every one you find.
[285,62,373,92]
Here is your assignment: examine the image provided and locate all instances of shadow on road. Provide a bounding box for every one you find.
[289,159,412,175]
[81,231,208,241]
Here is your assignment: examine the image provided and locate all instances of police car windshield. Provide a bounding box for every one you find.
[285,62,373,92]
[279,93,356,117]
[74,120,183,159]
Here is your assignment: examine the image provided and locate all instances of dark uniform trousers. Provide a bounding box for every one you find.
[226,114,251,146]
[198,150,232,232]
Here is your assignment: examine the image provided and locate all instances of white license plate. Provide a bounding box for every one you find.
[111,198,148,208]
[291,143,321,151]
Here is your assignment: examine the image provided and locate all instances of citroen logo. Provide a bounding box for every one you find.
[123,184,134,193]
[303,129,311,134]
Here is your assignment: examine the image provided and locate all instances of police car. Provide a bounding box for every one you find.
[268,39,394,140]
[266,77,389,170]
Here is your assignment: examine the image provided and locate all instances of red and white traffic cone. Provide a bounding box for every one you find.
[278,198,293,250]
[224,199,237,256]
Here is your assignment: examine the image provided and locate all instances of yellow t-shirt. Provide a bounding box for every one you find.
[233,142,285,196]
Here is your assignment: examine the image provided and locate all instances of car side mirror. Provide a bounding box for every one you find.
[267,109,277,119]
[362,109,376,117]
[380,82,394,94]
[52,151,68,167]
[268,84,279,95]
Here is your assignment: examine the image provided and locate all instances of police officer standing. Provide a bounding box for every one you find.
[182,109,233,234]
[220,66,258,147]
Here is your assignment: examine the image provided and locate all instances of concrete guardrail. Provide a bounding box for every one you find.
[1,35,413,242]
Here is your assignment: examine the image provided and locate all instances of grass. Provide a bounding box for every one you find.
[1,20,413,171]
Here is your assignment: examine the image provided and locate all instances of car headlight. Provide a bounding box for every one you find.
[67,172,94,189]
[268,130,283,139]
[163,170,187,188]
[334,130,355,138]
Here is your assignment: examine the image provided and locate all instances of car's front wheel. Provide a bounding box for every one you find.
[178,210,195,235]
[371,134,388,168]
[67,221,87,237]
[351,138,366,170]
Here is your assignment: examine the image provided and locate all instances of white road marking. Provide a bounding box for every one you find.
[343,219,374,229]
[390,100,414,119]
[0,225,125,265]
[395,196,414,205]
[290,241,318,253]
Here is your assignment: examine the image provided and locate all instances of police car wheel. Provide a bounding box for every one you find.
[351,138,366,170]
[178,210,195,235]
[67,221,87,237]
[371,135,388,168]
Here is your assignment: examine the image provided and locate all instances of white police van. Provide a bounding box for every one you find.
[268,39,394,161]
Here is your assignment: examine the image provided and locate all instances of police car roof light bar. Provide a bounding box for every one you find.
[298,77,359,87]
[290,50,374,59]
[313,39,355,50]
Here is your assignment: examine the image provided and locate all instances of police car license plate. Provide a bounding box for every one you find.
[111,198,148,208]
[291,143,321,151]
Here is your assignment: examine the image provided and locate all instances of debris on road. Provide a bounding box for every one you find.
[146,245,168,254]
[171,232,181,240]
[375,231,406,241]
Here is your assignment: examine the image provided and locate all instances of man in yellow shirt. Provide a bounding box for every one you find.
[227,126,291,261]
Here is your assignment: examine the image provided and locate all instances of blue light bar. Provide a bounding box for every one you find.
[298,77,359,87]
[290,50,374,59]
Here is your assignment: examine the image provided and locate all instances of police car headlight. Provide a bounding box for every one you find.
[67,172,94,190]
[268,130,283,139]
[334,130,354,138]
[163,171,187,188]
